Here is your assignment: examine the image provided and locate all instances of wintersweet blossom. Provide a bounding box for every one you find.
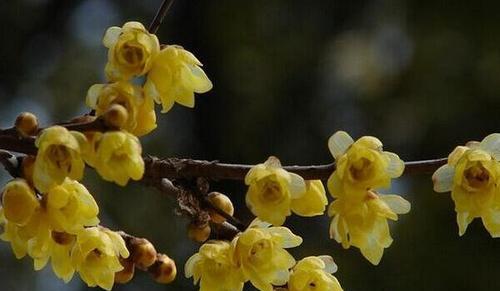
[33,126,87,193]
[327,131,405,197]
[328,190,410,265]
[432,134,500,236]
[144,45,213,113]
[185,241,244,291]
[103,21,160,81]
[288,256,343,291]
[86,82,157,136]
[45,178,99,234]
[71,227,129,290]
[326,131,410,264]
[231,219,302,291]
[84,131,144,186]
[2,179,39,225]
[245,156,306,226]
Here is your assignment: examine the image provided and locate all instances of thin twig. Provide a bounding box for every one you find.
[148,0,176,34]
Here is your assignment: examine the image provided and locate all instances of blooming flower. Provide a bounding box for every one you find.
[71,227,129,290]
[33,126,86,193]
[327,131,405,197]
[185,241,244,291]
[84,131,144,186]
[328,190,410,265]
[326,131,410,265]
[231,219,302,291]
[144,45,213,113]
[45,178,99,234]
[245,157,306,226]
[432,134,500,236]
[288,256,343,291]
[86,82,157,136]
[103,21,160,81]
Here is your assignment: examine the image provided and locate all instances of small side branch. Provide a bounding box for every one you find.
[148,0,176,34]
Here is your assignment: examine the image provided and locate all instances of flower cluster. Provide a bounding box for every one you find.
[326,131,410,265]
[185,219,342,291]
[0,178,128,290]
[245,156,328,226]
[432,134,500,236]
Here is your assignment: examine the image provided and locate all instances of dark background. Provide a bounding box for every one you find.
[1,0,500,290]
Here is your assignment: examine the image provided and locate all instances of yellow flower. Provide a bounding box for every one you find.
[2,179,39,225]
[45,178,99,234]
[185,241,244,291]
[71,227,129,290]
[432,134,500,236]
[144,45,213,113]
[103,21,160,81]
[231,219,302,291]
[85,131,144,186]
[327,131,405,197]
[86,81,157,136]
[49,231,77,283]
[289,256,343,291]
[328,190,410,265]
[290,180,328,217]
[33,126,86,193]
[245,157,306,226]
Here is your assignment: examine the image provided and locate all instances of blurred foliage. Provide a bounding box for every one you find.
[1,0,500,290]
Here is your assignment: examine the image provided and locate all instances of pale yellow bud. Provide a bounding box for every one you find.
[207,192,234,224]
[15,112,38,136]
[149,254,176,284]
[187,223,211,243]
[103,104,129,129]
[115,258,135,284]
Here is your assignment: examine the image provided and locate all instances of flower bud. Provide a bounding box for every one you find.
[2,179,39,225]
[129,237,157,270]
[115,257,135,284]
[207,192,234,224]
[187,223,211,243]
[15,112,38,136]
[21,155,36,185]
[103,104,128,129]
[149,254,176,284]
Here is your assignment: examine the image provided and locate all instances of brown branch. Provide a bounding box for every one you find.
[148,0,176,34]
[143,156,448,181]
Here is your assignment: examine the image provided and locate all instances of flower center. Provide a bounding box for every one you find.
[120,43,145,66]
[261,181,284,203]
[48,145,71,171]
[349,157,373,181]
[249,239,271,263]
[464,165,490,190]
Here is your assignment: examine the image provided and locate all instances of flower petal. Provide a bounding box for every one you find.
[380,194,411,214]
[328,131,354,159]
[102,26,121,48]
[432,165,454,192]
[479,133,500,160]
[384,152,404,178]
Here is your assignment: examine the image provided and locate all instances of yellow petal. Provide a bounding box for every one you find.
[384,152,405,178]
[102,26,121,48]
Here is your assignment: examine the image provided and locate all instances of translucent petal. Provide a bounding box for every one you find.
[102,26,121,48]
[432,165,455,192]
[380,194,411,214]
[287,172,306,199]
[482,209,500,238]
[479,133,500,160]
[85,84,104,108]
[328,131,354,159]
[384,152,404,178]
[318,255,338,274]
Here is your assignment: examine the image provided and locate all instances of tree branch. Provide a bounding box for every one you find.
[148,0,176,34]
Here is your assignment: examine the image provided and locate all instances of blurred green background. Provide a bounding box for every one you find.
[1,0,500,290]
